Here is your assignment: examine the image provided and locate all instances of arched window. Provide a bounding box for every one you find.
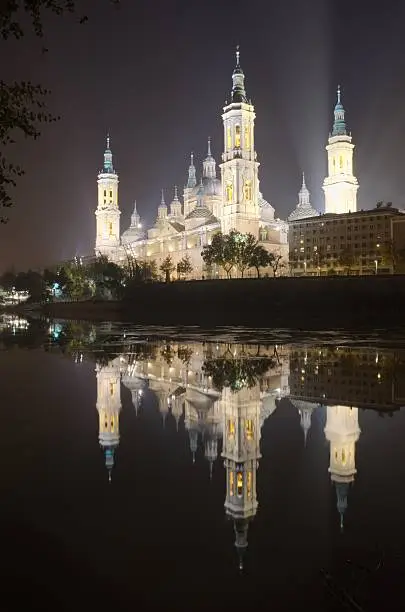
[109,221,113,236]
[339,155,344,170]
[237,472,243,497]
[245,419,254,440]
[245,125,250,150]
[226,182,233,203]
[229,471,234,496]
[244,179,252,201]
[228,419,235,437]
[247,471,252,499]
[341,448,347,465]
[227,126,232,150]
[235,125,241,148]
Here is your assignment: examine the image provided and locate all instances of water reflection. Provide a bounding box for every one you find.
[2,315,405,577]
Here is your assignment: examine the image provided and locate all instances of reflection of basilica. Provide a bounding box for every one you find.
[90,339,405,562]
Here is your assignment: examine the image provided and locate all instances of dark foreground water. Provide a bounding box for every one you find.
[1,315,405,611]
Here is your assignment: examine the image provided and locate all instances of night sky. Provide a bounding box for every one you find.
[3,0,405,271]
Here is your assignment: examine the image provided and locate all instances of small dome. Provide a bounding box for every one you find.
[202,177,221,196]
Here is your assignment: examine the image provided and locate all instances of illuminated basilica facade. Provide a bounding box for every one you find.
[94,50,288,277]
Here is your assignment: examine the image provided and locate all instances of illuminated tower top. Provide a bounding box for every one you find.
[103,134,115,174]
[332,86,347,137]
[288,173,318,221]
[202,138,217,179]
[231,46,248,103]
[187,153,197,188]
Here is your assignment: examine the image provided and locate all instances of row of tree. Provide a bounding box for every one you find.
[201,230,283,278]
[0,231,285,302]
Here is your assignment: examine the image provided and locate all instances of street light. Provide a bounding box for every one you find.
[374,259,378,275]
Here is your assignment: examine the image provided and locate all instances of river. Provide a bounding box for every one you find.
[1,314,404,610]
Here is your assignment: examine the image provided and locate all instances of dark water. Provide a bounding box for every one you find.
[1,315,405,611]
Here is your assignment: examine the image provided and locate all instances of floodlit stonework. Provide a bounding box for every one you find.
[94,51,288,277]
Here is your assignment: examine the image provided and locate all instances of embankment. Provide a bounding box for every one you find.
[41,275,405,329]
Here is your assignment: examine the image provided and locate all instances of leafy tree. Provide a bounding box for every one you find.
[232,231,257,277]
[160,255,175,283]
[202,355,276,392]
[0,0,119,215]
[64,260,92,299]
[176,255,193,280]
[201,232,239,278]
[269,253,284,277]
[88,255,124,299]
[249,245,271,278]
[338,247,355,274]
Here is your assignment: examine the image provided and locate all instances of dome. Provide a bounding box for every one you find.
[202,176,221,196]
[121,227,145,243]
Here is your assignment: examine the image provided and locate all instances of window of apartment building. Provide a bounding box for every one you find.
[327,244,331,251]
[354,243,359,248]
[300,247,304,253]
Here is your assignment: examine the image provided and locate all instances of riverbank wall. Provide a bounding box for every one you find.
[40,275,405,329]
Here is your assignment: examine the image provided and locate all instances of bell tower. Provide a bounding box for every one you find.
[96,358,122,482]
[220,48,260,238]
[220,384,261,570]
[324,405,361,530]
[95,135,121,258]
[323,87,359,214]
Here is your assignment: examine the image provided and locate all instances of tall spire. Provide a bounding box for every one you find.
[103,133,114,173]
[187,152,197,188]
[130,200,141,228]
[231,45,247,104]
[173,185,178,200]
[203,137,216,179]
[160,188,165,206]
[287,173,318,221]
[299,172,310,206]
[332,85,347,137]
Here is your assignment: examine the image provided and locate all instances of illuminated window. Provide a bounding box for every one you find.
[341,448,346,466]
[228,419,235,437]
[226,182,233,203]
[235,125,241,148]
[229,471,234,496]
[227,126,232,149]
[109,222,113,236]
[247,471,252,499]
[245,125,250,150]
[109,190,113,199]
[339,155,343,170]
[237,472,243,497]
[103,189,107,197]
[243,179,252,201]
[109,382,114,396]
[245,419,254,440]
[333,158,336,171]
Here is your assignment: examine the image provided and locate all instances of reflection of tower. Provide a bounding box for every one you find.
[220,385,261,570]
[121,373,146,416]
[290,399,316,446]
[96,359,122,481]
[324,405,360,530]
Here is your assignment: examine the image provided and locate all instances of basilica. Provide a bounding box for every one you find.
[94,50,289,276]
[94,51,359,277]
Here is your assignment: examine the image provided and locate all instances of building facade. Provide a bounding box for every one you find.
[288,205,404,276]
[94,51,288,278]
